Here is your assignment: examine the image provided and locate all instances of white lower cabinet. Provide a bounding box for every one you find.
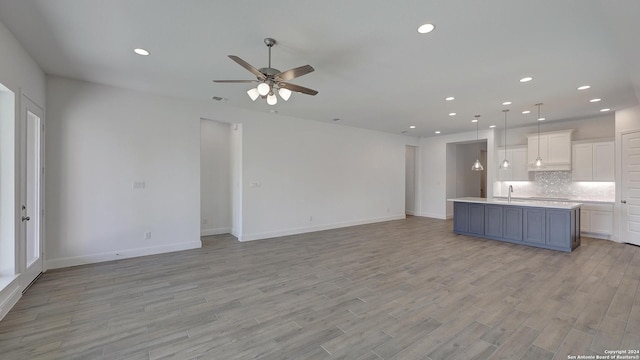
[580,203,613,239]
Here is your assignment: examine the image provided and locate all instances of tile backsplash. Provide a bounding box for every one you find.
[494,171,615,202]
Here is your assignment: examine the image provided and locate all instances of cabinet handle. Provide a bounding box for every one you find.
[621,200,627,204]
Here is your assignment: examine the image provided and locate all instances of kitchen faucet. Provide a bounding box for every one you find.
[508,185,513,203]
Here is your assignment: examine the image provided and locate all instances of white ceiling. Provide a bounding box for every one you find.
[1,0,639,137]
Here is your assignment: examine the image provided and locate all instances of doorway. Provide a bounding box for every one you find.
[200,118,232,237]
[405,146,418,215]
[20,95,44,288]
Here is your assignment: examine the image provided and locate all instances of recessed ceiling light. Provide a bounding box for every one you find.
[445,96,455,101]
[522,110,531,114]
[417,23,435,34]
[502,101,512,105]
[435,131,441,134]
[449,112,456,116]
[134,48,150,56]
[520,77,533,82]
[471,119,478,123]
[577,85,591,90]
[600,108,611,112]
[409,125,416,129]
[538,117,546,121]
[489,125,496,128]
[589,98,601,103]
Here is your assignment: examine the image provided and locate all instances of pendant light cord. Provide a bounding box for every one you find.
[536,103,542,158]
[503,110,508,157]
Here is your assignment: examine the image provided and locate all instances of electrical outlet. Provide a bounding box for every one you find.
[309,215,313,221]
[201,218,208,225]
[145,232,152,240]
[133,181,146,189]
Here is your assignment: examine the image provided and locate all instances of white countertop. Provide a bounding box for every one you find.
[493,196,613,205]
[448,197,582,209]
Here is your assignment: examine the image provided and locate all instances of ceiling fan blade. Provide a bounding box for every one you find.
[228,55,266,80]
[213,80,258,83]
[279,82,318,96]
[275,65,315,82]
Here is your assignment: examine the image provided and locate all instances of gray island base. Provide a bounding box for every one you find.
[448,197,582,252]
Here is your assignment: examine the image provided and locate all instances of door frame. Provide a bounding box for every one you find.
[18,93,45,288]
[618,129,640,245]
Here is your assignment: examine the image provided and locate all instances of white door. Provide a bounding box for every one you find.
[20,95,44,287]
[621,131,640,245]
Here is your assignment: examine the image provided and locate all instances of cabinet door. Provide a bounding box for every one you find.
[485,205,503,238]
[523,208,546,244]
[527,135,540,166]
[468,204,485,235]
[453,202,469,233]
[548,133,571,164]
[572,143,593,181]
[510,148,529,180]
[528,135,550,168]
[546,210,570,248]
[503,207,523,241]
[496,147,512,181]
[590,210,613,234]
[593,142,614,181]
[580,209,591,232]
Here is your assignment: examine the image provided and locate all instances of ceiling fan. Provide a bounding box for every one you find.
[213,38,318,105]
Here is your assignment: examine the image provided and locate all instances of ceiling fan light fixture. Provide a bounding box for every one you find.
[247,88,260,101]
[278,87,292,101]
[257,82,271,96]
[266,92,277,105]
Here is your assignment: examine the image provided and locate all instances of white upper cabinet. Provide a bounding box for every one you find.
[496,146,528,181]
[572,141,614,181]
[527,129,574,171]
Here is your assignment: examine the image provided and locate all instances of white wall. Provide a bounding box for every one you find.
[0,19,46,319]
[420,129,495,219]
[200,119,231,236]
[45,76,201,268]
[238,116,416,241]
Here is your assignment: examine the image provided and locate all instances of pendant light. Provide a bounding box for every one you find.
[471,115,484,171]
[531,103,545,169]
[499,109,510,169]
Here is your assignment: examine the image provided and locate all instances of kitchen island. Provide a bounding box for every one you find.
[448,197,582,252]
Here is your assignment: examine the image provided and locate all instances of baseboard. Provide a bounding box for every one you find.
[405,210,415,216]
[0,279,21,321]
[201,227,231,236]
[45,241,202,270]
[581,232,612,241]
[240,214,406,242]
[418,212,448,220]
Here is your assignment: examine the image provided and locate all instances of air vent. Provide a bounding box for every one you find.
[211,96,228,102]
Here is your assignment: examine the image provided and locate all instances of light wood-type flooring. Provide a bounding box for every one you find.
[1,216,639,359]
